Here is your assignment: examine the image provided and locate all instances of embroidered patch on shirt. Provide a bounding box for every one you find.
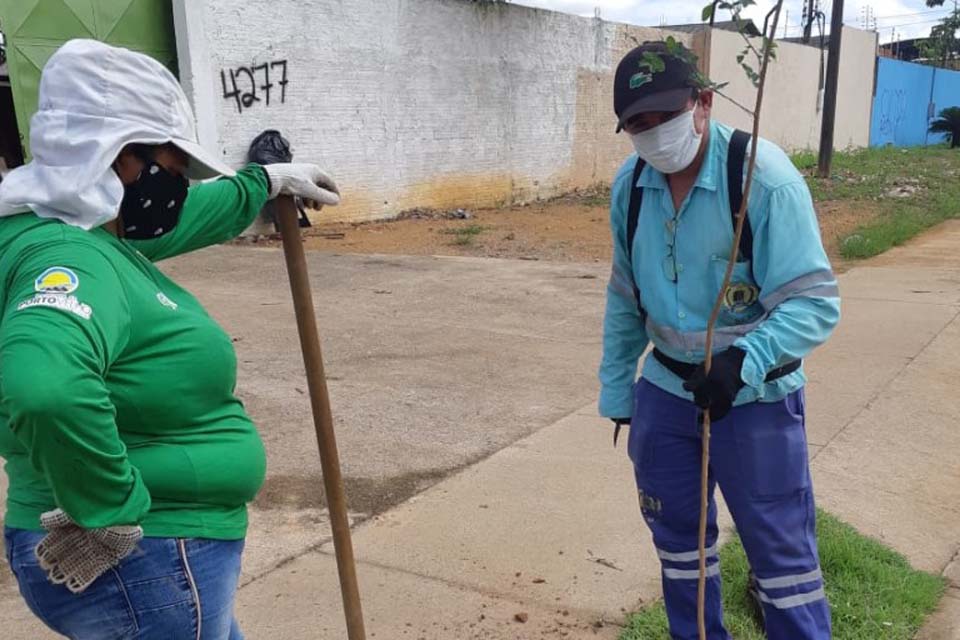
[35,267,79,294]
[723,282,760,312]
[17,294,93,320]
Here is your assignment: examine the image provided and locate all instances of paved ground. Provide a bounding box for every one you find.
[4,223,960,638]
[0,244,610,636]
[175,249,610,582]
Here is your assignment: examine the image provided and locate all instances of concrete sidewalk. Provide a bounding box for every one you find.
[3,221,960,639]
[235,223,960,639]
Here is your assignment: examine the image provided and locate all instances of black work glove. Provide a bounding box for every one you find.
[611,418,630,448]
[682,347,747,422]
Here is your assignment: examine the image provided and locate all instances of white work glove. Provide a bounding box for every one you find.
[35,509,143,594]
[263,163,340,208]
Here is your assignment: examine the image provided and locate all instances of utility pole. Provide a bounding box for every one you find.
[860,6,878,31]
[817,0,844,178]
[802,0,815,42]
[784,9,789,38]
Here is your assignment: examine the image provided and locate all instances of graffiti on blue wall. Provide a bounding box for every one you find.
[874,87,908,139]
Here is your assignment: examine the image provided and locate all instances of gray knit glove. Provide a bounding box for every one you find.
[35,509,143,593]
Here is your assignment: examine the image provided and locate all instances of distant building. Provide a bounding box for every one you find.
[878,38,959,70]
[879,38,925,62]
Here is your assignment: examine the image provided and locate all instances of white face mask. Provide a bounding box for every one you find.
[629,108,703,174]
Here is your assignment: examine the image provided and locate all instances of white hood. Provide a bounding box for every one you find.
[0,39,234,230]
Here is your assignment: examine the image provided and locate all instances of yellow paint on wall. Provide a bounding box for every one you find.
[400,173,517,211]
[303,173,520,224]
[306,190,383,224]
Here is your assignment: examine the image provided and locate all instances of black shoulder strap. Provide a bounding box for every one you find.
[727,129,753,262]
[626,157,646,266]
[625,157,646,314]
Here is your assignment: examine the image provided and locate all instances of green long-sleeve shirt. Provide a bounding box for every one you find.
[0,164,270,539]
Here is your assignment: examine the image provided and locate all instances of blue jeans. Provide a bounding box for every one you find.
[629,380,831,640]
[4,527,245,640]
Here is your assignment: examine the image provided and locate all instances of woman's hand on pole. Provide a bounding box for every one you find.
[263,163,341,209]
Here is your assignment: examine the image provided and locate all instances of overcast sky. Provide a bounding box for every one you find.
[511,0,953,44]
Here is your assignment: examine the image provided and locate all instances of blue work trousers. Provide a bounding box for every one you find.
[628,379,831,639]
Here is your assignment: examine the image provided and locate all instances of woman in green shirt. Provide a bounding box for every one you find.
[0,40,339,639]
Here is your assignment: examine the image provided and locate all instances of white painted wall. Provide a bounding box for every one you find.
[174,1,877,223]
[835,26,879,150]
[174,0,691,223]
[709,26,878,151]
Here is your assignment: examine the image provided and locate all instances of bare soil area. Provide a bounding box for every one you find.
[244,193,880,272]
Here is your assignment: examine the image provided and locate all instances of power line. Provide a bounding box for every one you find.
[872,8,950,20]
[875,14,950,26]
[788,15,942,39]
[875,17,950,29]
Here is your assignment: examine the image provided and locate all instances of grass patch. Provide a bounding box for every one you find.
[581,194,612,207]
[790,145,960,259]
[791,150,818,172]
[439,224,490,246]
[621,510,945,640]
[571,184,612,207]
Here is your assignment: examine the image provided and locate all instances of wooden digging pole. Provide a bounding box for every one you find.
[276,195,367,640]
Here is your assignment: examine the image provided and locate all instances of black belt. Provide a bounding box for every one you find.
[652,348,801,383]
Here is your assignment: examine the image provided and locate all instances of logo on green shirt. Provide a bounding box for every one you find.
[35,267,79,294]
[17,294,92,320]
[156,292,179,311]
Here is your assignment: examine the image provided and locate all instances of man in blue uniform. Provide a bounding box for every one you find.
[599,41,840,639]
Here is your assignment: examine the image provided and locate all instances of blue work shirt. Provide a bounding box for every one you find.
[598,121,841,419]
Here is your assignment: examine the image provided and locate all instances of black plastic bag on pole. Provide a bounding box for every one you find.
[247,129,312,229]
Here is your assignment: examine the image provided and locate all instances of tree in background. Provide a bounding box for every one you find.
[921,0,960,68]
[930,106,960,147]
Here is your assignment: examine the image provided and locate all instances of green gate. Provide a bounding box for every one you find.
[0,0,176,159]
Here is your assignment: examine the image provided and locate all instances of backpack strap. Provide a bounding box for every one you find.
[625,157,646,266]
[625,157,647,314]
[727,129,753,262]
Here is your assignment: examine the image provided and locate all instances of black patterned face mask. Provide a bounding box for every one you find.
[119,161,189,239]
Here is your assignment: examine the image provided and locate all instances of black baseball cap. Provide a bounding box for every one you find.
[614,41,699,132]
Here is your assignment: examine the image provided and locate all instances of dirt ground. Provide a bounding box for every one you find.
[250,194,879,272]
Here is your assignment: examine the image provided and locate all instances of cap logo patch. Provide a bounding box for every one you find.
[631,52,666,91]
[630,72,652,89]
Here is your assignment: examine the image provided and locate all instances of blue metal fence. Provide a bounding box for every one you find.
[870,58,960,147]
